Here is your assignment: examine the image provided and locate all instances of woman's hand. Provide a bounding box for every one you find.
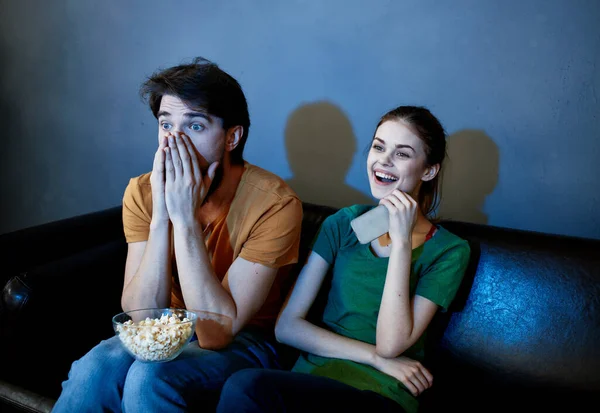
[379,189,418,244]
[163,132,219,227]
[373,354,433,396]
[150,135,169,224]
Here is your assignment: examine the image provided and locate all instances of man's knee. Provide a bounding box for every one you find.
[124,361,166,390]
[67,337,129,384]
[122,361,200,410]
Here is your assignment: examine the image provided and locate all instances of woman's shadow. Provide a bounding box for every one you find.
[421,130,500,407]
[284,102,373,208]
[437,129,499,224]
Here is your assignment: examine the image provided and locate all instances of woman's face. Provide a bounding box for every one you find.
[366,119,434,200]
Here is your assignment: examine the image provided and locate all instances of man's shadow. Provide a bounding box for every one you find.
[437,130,499,224]
[284,102,373,208]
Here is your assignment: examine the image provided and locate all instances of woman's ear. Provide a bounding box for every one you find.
[225,126,243,151]
[421,163,440,182]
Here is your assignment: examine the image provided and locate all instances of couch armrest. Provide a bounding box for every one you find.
[0,207,127,403]
[0,379,55,413]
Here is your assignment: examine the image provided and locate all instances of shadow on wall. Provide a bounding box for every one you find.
[438,129,499,224]
[285,101,373,208]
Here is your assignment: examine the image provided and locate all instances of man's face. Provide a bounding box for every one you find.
[157,95,226,171]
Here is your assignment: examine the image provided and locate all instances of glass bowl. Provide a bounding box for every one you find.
[112,308,197,363]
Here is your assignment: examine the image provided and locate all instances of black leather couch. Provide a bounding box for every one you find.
[1,202,599,412]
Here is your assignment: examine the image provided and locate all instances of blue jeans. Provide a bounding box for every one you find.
[216,369,405,413]
[52,328,280,413]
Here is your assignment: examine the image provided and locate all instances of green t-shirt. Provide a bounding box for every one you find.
[291,205,471,412]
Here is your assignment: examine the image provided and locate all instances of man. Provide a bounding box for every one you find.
[52,57,303,412]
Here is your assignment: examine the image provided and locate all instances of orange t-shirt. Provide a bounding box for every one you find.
[121,162,303,331]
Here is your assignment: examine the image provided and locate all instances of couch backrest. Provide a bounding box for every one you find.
[0,206,124,289]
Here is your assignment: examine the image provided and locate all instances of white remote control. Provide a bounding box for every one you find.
[350,205,389,244]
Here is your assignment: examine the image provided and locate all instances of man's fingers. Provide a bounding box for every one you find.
[174,134,194,178]
[153,145,165,173]
[159,134,168,149]
[180,134,202,175]
[207,161,219,181]
[167,135,183,178]
[152,137,167,182]
[164,147,175,182]
[203,161,219,195]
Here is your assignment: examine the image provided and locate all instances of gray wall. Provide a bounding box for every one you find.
[1,0,599,239]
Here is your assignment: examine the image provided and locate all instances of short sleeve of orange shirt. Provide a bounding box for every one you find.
[122,172,153,243]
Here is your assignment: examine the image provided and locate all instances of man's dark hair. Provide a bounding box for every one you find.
[140,57,250,165]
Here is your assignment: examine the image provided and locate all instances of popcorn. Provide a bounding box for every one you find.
[115,314,194,362]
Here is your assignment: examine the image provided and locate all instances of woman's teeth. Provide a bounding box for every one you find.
[375,171,398,183]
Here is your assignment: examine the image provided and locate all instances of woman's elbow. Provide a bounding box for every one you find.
[375,337,411,358]
[375,344,401,359]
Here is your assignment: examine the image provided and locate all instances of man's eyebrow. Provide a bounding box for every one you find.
[157,110,212,123]
[374,137,415,152]
[183,112,212,123]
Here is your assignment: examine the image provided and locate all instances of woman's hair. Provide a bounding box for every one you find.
[140,57,250,165]
[373,106,447,217]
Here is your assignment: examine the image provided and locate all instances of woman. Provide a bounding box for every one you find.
[216,106,471,413]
